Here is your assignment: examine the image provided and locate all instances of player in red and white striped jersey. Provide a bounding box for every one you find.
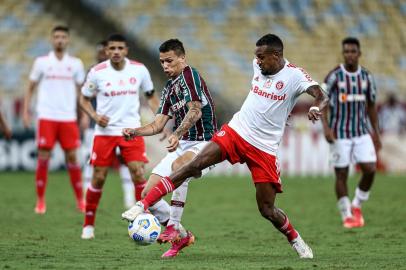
[23,26,85,215]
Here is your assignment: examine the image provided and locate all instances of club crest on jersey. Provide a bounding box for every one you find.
[217,131,226,137]
[276,81,284,90]
[263,79,272,88]
[129,77,137,85]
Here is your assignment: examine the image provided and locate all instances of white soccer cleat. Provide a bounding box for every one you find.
[81,225,95,240]
[290,234,313,259]
[121,201,145,221]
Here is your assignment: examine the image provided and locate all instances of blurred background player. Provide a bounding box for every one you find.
[22,25,86,214]
[123,39,217,258]
[321,37,381,228]
[0,108,12,140]
[123,34,328,259]
[378,92,406,135]
[80,34,159,239]
[81,40,135,209]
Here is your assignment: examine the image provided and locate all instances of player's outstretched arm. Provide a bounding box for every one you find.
[22,81,37,129]
[122,114,170,140]
[166,101,202,152]
[306,85,329,123]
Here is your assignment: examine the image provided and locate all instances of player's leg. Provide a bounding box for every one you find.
[59,121,84,211]
[255,182,312,258]
[82,165,109,239]
[127,160,147,201]
[82,136,116,239]
[82,128,95,194]
[34,119,57,214]
[351,134,378,226]
[330,138,357,227]
[119,162,135,209]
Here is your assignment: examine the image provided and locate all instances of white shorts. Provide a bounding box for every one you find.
[330,134,377,168]
[152,140,212,177]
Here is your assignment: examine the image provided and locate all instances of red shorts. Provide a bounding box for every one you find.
[211,124,282,192]
[37,119,80,150]
[91,136,148,167]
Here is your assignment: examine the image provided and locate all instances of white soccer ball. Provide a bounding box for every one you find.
[128,213,161,245]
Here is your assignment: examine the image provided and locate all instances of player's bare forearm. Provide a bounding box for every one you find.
[146,93,160,114]
[127,114,170,137]
[23,81,37,114]
[306,85,329,111]
[172,101,202,139]
[79,95,97,120]
[367,101,380,134]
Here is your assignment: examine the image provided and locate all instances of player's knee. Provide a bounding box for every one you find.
[258,203,277,221]
[362,164,376,175]
[188,162,202,178]
[92,170,107,187]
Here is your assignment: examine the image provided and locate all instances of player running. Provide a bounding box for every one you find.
[79,34,159,239]
[23,25,85,214]
[123,39,217,258]
[122,34,328,259]
[321,37,381,228]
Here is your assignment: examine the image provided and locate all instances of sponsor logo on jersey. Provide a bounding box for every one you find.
[252,86,286,101]
[339,93,366,103]
[276,81,284,90]
[172,99,187,112]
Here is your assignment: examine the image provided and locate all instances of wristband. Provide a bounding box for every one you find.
[309,106,320,112]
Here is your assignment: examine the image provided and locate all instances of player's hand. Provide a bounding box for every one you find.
[323,128,335,144]
[95,115,109,128]
[308,107,322,123]
[22,111,31,129]
[166,134,179,152]
[122,128,137,141]
[159,128,172,142]
[371,132,382,152]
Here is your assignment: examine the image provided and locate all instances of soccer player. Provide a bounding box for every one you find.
[81,40,135,209]
[123,39,217,258]
[79,34,159,239]
[122,34,328,259]
[23,25,85,214]
[321,37,381,228]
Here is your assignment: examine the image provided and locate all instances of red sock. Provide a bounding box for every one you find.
[35,157,49,201]
[67,163,83,202]
[135,181,147,201]
[84,185,102,227]
[141,177,174,209]
[277,215,298,242]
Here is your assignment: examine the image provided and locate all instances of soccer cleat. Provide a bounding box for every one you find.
[343,217,362,228]
[351,207,365,227]
[77,199,86,213]
[34,199,46,214]
[290,234,313,259]
[81,225,95,239]
[157,225,180,244]
[161,231,195,258]
[121,201,145,221]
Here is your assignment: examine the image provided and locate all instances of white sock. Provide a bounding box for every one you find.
[337,196,352,220]
[167,180,189,230]
[352,187,370,208]
[149,199,170,225]
[119,165,134,208]
[178,223,187,238]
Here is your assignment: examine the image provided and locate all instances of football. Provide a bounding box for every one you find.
[128,213,161,245]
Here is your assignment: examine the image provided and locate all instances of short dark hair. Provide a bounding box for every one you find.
[159,39,185,56]
[107,33,127,45]
[52,25,69,34]
[256,34,283,53]
[342,37,360,49]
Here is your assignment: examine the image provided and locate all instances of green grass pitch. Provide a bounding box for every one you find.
[0,171,405,269]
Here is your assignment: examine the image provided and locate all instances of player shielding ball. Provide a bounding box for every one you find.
[321,37,381,228]
[123,39,217,258]
[123,34,328,258]
[23,25,85,214]
[80,34,159,239]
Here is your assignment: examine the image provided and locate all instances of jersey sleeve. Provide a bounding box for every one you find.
[156,87,172,116]
[140,66,154,92]
[29,58,42,82]
[81,68,98,97]
[74,59,86,85]
[366,72,377,103]
[180,66,202,103]
[322,70,337,97]
[294,67,318,95]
